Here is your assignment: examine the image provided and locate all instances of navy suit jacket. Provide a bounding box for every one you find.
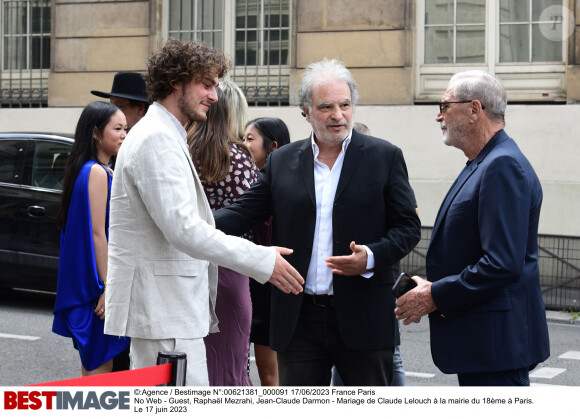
[427,129,550,374]
[215,130,421,351]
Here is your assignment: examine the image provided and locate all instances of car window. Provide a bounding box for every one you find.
[0,140,25,185]
[32,142,70,191]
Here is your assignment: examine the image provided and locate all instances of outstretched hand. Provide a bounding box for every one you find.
[394,276,437,325]
[267,247,304,295]
[325,241,368,276]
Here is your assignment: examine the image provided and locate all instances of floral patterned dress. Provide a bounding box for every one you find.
[200,143,259,386]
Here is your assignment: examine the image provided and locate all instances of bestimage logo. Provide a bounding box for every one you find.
[3,391,130,410]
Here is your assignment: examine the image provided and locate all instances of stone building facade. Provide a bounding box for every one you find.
[1,0,578,236]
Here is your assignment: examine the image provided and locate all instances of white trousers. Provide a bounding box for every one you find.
[130,337,209,386]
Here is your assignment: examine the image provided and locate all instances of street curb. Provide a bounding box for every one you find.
[546,310,577,324]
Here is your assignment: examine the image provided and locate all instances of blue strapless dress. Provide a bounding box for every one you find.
[52,161,129,371]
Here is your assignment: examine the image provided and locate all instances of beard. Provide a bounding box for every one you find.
[311,117,352,144]
[441,117,468,150]
[178,85,207,124]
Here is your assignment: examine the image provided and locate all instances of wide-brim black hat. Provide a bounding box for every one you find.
[91,72,148,103]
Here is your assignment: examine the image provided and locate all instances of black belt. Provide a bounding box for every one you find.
[303,293,334,308]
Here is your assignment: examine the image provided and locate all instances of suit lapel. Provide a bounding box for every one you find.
[431,161,478,240]
[298,140,316,208]
[165,113,214,226]
[335,133,363,201]
[431,131,506,241]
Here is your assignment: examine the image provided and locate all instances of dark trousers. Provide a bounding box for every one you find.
[112,345,131,372]
[457,367,530,386]
[277,295,393,386]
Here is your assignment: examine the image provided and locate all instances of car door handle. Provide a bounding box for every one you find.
[28,206,46,217]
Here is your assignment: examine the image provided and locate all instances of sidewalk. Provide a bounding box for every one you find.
[546,310,577,324]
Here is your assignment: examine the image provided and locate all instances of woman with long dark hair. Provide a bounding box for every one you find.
[187,86,258,386]
[243,117,290,386]
[53,101,129,376]
[243,117,290,170]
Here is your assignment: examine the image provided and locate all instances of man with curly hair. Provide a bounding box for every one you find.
[104,39,303,385]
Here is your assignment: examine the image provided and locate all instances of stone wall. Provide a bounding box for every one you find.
[290,0,413,105]
[3,103,578,237]
[48,0,151,107]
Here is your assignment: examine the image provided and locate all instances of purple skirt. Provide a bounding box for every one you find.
[204,266,252,386]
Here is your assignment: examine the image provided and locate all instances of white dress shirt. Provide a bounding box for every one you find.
[305,132,375,296]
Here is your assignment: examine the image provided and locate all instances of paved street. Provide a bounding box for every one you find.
[0,288,578,386]
[398,311,580,386]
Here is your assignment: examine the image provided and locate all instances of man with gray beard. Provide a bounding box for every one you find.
[215,58,420,386]
[395,70,549,386]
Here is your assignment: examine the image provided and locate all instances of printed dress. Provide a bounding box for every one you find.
[52,161,129,371]
[201,144,259,386]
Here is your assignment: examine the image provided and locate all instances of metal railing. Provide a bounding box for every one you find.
[537,235,580,311]
[400,227,580,311]
[231,0,290,106]
[239,83,289,106]
[399,227,430,278]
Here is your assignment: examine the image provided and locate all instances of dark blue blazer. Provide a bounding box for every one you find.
[215,130,421,351]
[427,129,550,374]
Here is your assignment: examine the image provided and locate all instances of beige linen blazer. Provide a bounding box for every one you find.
[104,103,274,340]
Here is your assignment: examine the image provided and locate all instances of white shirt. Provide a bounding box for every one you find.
[305,132,375,296]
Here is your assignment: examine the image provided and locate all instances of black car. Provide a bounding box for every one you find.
[0,133,74,292]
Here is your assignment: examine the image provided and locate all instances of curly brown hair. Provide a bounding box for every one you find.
[144,38,231,102]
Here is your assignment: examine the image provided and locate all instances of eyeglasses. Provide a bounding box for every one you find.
[438,100,485,114]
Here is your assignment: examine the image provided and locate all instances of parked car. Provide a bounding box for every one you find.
[0,133,74,292]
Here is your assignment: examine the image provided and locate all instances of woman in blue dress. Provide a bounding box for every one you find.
[53,101,129,376]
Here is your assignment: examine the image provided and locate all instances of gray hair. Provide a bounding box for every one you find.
[449,70,507,123]
[298,58,359,112]
[219,80,249,140]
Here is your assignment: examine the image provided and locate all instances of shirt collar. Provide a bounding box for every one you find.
[310,129,352,159]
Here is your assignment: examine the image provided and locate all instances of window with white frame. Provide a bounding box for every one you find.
[417,0,571,102]
[167,0,290,105]
[1,0,50,107]
[498,0,566,63]
[424,0,486,64]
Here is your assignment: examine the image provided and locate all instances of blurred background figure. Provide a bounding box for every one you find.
[219,80,250,142]
[91,72,150,175]
[187,86,258,386]
[91,72,149,132]
[243,117,291,386]
[352,122,370,136]
[52,101,129,376]
[244,117,290,170]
